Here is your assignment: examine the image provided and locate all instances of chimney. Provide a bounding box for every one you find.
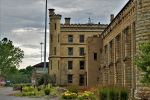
[65,18,71,24]
[110,14,114,22]
[49,9,55,16]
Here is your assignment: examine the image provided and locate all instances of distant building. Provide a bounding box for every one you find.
[31,62,49,85]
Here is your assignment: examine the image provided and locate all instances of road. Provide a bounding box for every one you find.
[0,87,59,100]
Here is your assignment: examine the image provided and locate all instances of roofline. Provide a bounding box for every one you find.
[101,0,133,37]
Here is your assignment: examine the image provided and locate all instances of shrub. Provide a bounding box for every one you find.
[22,86,35,92]
[97,87,128,100]
[61,91,78,99]
[109,88,119,100]
[120,89,128,100]
[78,91,96,100]
[22,92,36,96]
[44,88,51,95]
[67,85,79,94]
[50,87,58,96]
[99,88,108,100]
[37,87,41,91]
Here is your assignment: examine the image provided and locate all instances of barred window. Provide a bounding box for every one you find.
[68,74,73,83]
[68,35,73,43]
[68,47,73,55]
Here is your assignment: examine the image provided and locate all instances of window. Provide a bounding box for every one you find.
[80,61,85,70]
[68,47,73,55]
[79,75,84,86]
[79,47,84,56]
[68,74,73,83]
[94,53,97,61]
[79,35,84,43]
[68,35,73,43]
[68,61,73,70]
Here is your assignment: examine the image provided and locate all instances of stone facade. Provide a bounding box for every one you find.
[98,0,136,92]
[86,0,150,98]
[48,9,107,86]
[86,35,103,86]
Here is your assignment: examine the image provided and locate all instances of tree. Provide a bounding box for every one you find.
[0,38,24,74]
[18,66,33,83]
[134,40,150,83]
[19,66,33,76]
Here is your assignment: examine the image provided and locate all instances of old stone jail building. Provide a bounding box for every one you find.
[48,0,150,98]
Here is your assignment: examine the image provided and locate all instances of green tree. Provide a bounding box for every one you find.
[18,66,33,83]
[134,40,150,83]
[0,38,24,74]
[19,66,33,76]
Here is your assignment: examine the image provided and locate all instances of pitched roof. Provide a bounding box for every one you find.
[32,62,49,68]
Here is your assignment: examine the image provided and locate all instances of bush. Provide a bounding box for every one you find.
[120,89,128,100]
[22,92,36,96]
[44,88,51,95]
[78,91,96,100]
[98,87,128,100]
[61,91,78,99]
[109,88,119,100]
[99,88,108,100]
[22,86,35,92]
[67,85,79,94]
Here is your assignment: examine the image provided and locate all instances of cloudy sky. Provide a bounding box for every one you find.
[0,0,129,69]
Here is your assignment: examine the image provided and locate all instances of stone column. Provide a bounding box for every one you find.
[113,38,117,85]
[115,34,123,86]
[123,26,132,90]
[109,41,115,86]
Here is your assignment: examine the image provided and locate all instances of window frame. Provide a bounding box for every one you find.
[68,47,73,56]
[68,74,73,83]
[68,35,73,43]
[79,35,84,43]
[68,60,73,70]
[80,60,85,70]
[94,52,97,61]
[79,47,85,56]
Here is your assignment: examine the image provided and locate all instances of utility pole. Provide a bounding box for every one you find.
[44,0,47,73]
[40,42,43,63]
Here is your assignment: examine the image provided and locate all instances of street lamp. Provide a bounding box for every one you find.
[43,0,47,72]
[40,42,43,62]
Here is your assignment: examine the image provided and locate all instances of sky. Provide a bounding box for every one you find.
[0,0,129,69]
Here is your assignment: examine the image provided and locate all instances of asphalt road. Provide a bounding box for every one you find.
[0,87,59,100]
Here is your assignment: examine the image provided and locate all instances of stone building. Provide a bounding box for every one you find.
[48,9,107,86]
[48,0,150,98]
[87,0,150,98]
